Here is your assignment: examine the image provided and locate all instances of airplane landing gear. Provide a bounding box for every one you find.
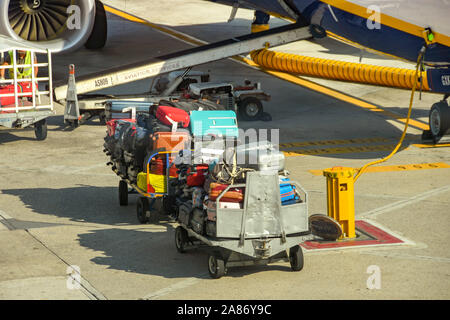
[423,95,450,143]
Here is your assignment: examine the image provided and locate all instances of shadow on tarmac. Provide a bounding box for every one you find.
[2,185,294,279]
[77,226,294,280]
[2,185,140,225]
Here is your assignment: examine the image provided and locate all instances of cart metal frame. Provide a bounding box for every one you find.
[0,36,54,139]
[116,150,180,223]
[175,171,313,278]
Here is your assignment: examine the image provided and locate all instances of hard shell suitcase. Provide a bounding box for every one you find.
[152,131,191,152]
[149,156,178,177]
[0,83,34,107]
[156,105,190,128]
[209,182,244,202]
[189,110,239,137]
[235,140,285,171]
[159,99,226,112]
[105,100,153,121]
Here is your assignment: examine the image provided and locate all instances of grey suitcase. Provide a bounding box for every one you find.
[105,100,154,121]
[235,140,285,171]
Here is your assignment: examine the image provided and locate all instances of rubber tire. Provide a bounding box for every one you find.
[118,180,128,206]
[309,24,327,38]
[289,245,304,271]
[84,0,108,50]
[207,254,227,279]
[34,119,47,141]
[175,226,189,253]
[238,97,263,121]
[99,111,106,125]
[136,197,149,224]
[429,101,450,139]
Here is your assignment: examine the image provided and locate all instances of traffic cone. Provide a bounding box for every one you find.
[64,64,80,127]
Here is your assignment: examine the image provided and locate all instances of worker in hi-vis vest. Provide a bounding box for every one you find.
[0,50,38,80]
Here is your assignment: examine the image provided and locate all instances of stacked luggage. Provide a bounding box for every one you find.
[103,99,231,188]
[104,98,303,232]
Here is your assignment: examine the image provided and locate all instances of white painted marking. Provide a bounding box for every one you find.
[0,210,14,230]
[361,251,450,263]
[360,184,450,218]
[141,274,207,300]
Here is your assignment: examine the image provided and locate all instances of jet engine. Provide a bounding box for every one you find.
[0,0,107,53]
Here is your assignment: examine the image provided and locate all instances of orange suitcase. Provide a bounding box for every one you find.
[151,132,190,152]
[209,182,244,203]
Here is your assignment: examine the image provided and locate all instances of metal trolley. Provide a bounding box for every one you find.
[175,171,313,279]
[117,150,179,224]
[0,36,54,140]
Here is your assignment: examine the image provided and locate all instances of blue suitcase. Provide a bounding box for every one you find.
[189,110,239,138]
[279,178,299,203]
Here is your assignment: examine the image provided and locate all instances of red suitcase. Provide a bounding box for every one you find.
[149,156,178,177]
[187,164,209,186]
[0,83,34,106]
[156,105,190,128]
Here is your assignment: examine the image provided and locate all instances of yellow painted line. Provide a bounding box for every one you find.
[283,144,407,157]
[309,162,450,176]
[104,4,430,132]
[412,143,450,148]
[104,5,206,46]
[320,0,450,47]
[280,137,390,149]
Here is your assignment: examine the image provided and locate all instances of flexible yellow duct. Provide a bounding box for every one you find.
[250,49,429,91]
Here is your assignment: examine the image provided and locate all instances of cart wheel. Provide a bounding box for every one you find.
[238,97,263,121]
[34,119,47,141]
[136,197,150,224]
[99,111,107,125]
[175,226,189,253]
[118,180,128,206]
[289,245,304,271]
[207,254,227,279]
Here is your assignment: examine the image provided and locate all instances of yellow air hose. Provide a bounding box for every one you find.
[353,46,427,182]
[250,49,429,91]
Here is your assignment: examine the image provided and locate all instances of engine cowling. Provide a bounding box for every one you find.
[0,0,98,53]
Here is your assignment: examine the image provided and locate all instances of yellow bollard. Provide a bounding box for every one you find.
[323,167,356,239]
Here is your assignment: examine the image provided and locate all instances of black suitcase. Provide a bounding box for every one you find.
[190,208,206,235]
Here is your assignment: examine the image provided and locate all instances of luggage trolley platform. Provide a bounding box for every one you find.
[0,36,54,140]
[174,171,314,279]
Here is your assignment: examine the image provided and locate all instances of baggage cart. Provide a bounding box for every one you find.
[115,150,180,224]
[174,171,313,278]
[0,36,54,140]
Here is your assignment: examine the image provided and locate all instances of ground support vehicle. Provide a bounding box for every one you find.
[174,171,313,279]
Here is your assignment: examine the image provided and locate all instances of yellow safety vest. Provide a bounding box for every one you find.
[8,51,33,79]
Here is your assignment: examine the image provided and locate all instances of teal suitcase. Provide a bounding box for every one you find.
[190,110,239,137]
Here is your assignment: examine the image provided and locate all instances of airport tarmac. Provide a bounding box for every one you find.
[0,0,449,300]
